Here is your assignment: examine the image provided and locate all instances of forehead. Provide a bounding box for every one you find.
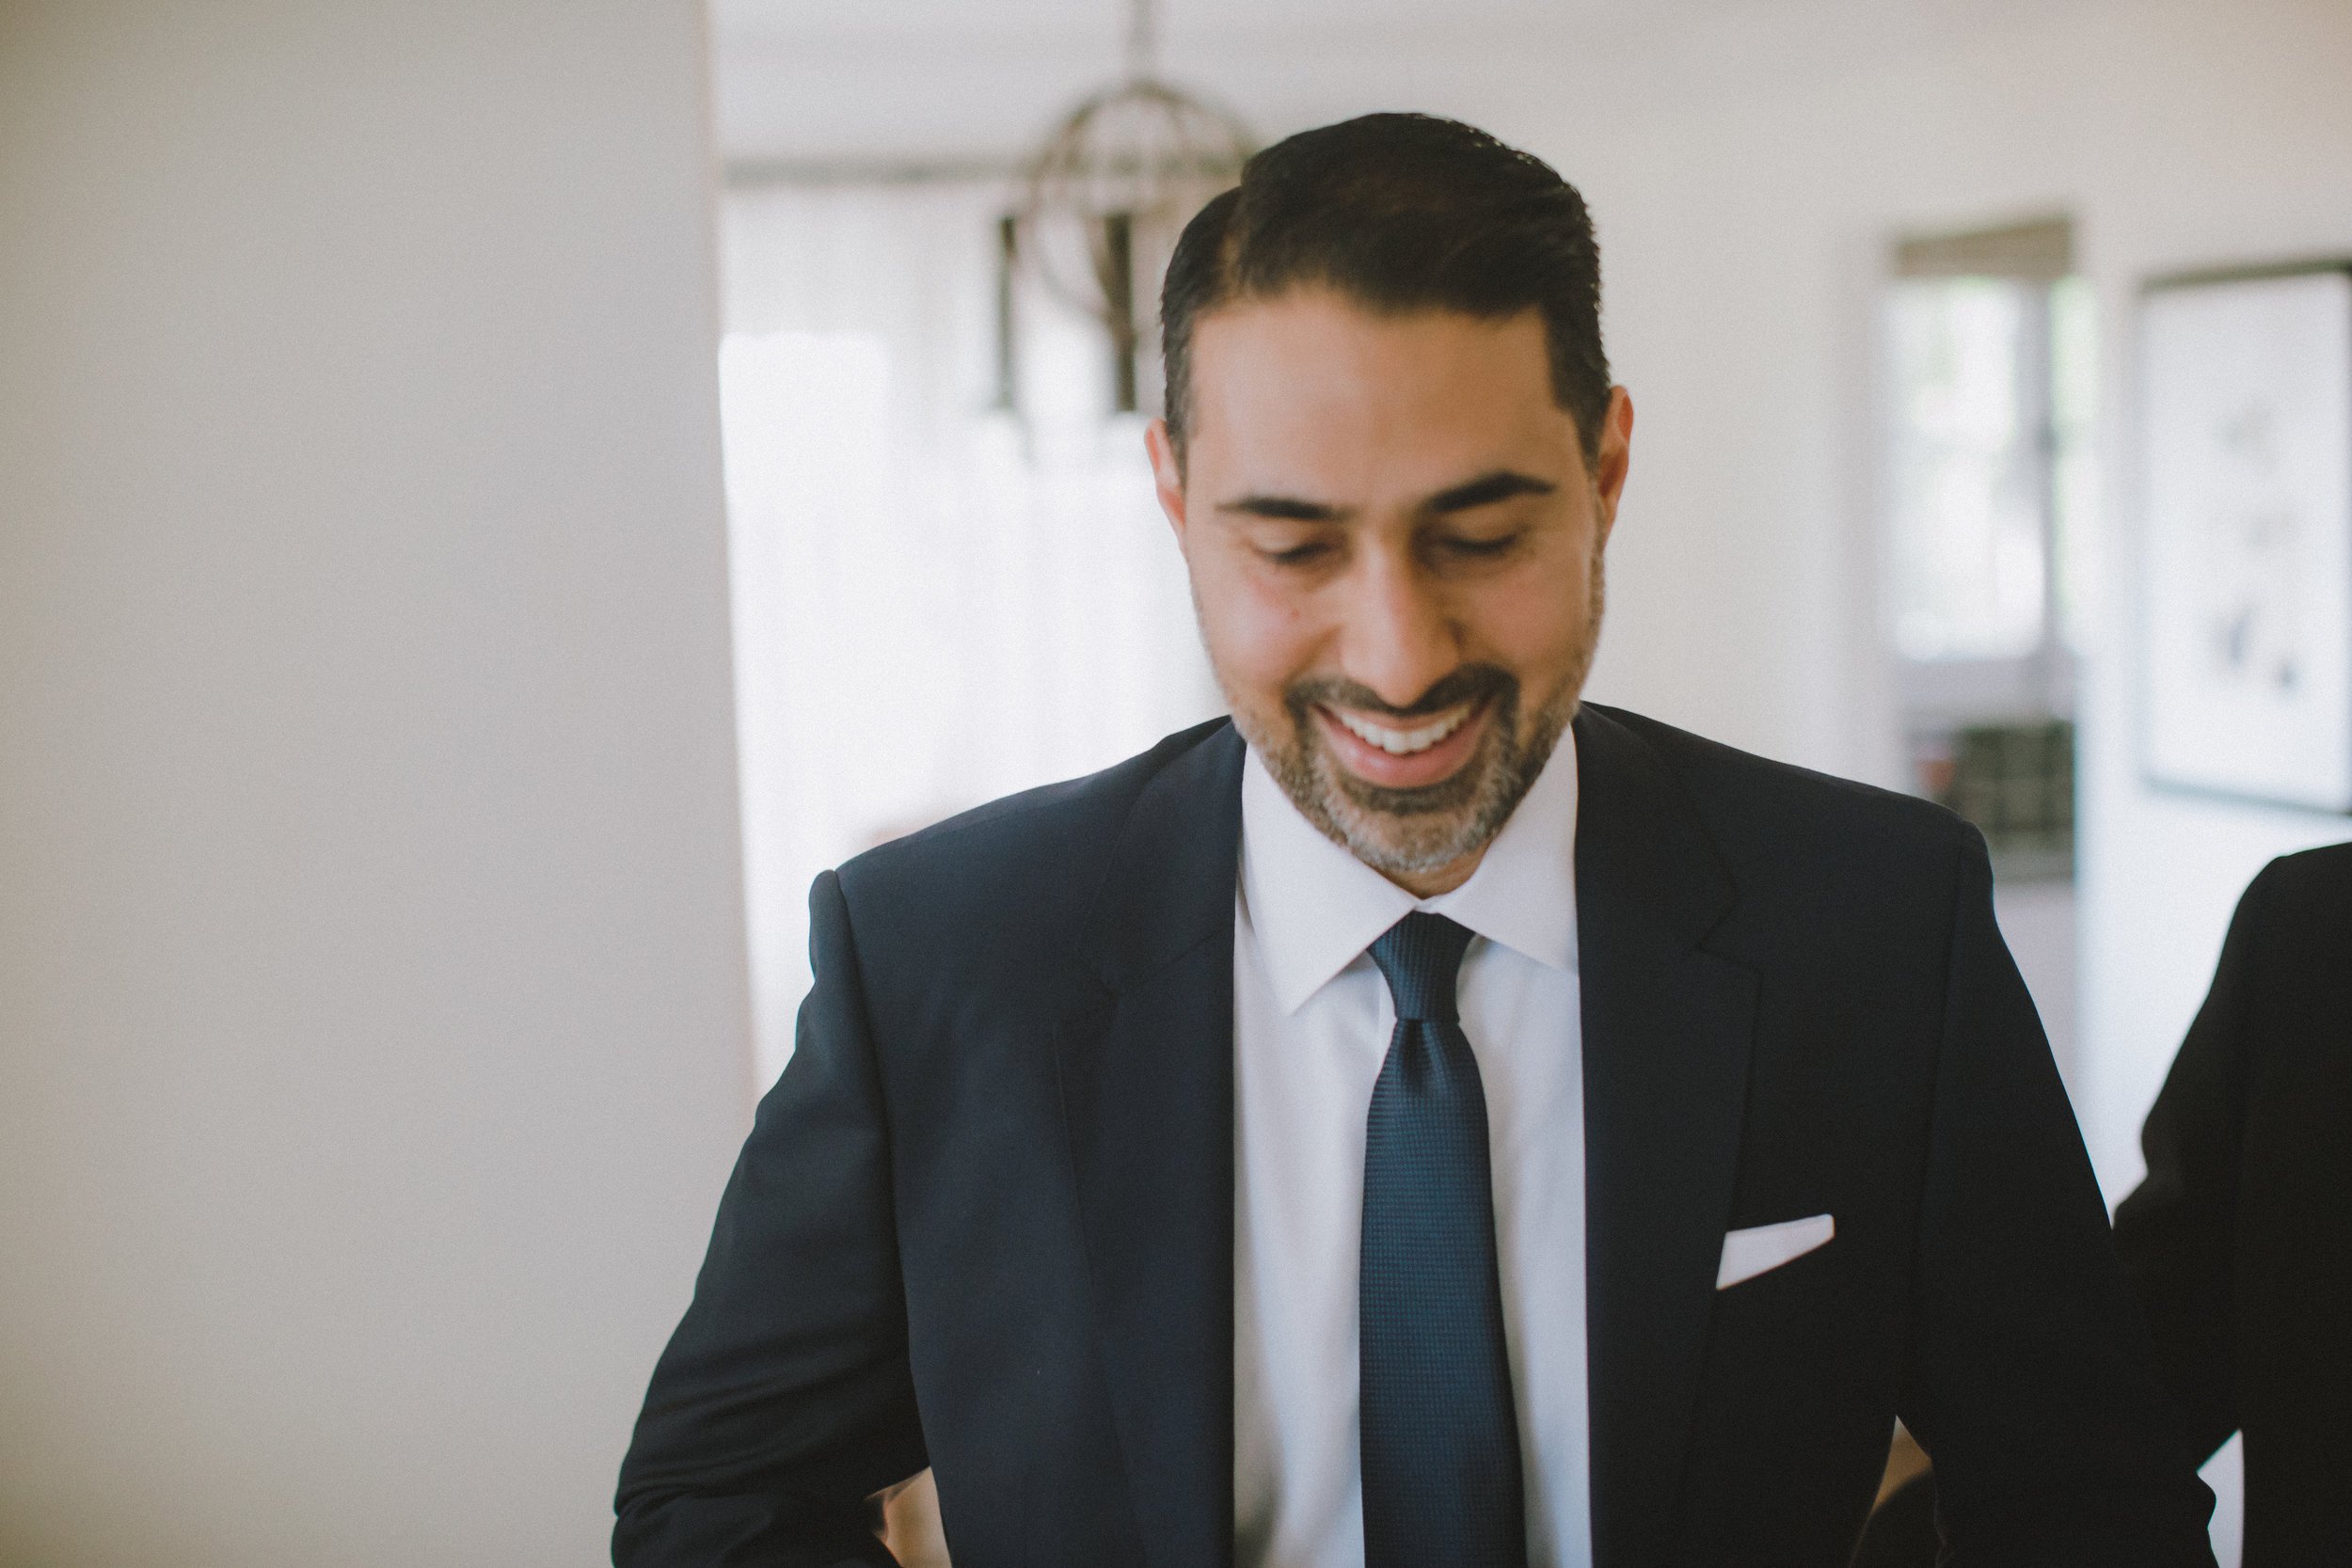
[1184,289,1573,493]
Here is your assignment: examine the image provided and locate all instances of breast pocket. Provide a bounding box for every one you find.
[1716,1212,1836,1290]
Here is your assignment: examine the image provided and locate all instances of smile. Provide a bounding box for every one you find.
[1328,703,1477,756]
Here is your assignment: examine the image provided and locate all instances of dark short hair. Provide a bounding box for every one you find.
[1160,113,1611,467]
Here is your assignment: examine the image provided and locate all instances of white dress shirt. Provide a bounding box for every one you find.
[1232,729,1591,1568]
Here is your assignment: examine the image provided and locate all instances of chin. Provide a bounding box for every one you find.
[1315,751,1506,876]
[1239,686,1576,877]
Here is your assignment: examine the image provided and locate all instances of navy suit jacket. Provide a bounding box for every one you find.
[616,706,2215,1566]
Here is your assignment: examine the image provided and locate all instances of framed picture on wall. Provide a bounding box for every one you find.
[2139,261,2352,814]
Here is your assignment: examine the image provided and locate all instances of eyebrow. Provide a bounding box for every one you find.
[1216,467,1555,524]
[1218,493,1348,522]
[1424,469,1556,514]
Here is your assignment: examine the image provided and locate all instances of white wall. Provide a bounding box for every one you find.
[0,3,751,1563]
[2059,0,2352,1196]
[1468,0,2352,1197]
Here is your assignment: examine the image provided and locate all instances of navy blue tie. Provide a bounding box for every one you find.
[1360,911,1528,1568]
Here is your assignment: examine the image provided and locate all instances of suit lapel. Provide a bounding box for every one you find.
[1574,706,1760,1565]
[1049,710,1757,1565]
[1054,721,1244,1568]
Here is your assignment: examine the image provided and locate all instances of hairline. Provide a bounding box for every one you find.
[1165,279,1603,479]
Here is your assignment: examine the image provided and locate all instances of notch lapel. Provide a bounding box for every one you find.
[1054,721,1245,1568]
[1573,706,1761,1565]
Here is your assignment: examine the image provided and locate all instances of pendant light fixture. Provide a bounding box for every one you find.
[1015,0,1253,415]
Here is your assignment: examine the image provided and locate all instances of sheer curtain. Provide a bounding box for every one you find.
[721,179,1221,1085]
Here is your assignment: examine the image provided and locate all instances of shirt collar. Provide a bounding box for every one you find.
[1239,721,1581,1015]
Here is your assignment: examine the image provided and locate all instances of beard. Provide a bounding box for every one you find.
[1223,544,1605,879]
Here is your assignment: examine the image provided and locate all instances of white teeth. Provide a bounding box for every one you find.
[1333,705,1471,756]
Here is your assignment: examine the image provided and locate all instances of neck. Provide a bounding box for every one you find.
[1379,844,1486,899]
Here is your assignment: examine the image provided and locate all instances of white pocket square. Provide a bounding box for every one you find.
[1716,1212,1836,1289]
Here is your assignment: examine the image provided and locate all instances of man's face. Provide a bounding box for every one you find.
[1147,288,1633,892]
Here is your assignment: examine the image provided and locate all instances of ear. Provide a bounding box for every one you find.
[1144,418,1189,547]
[1591,387,1634,546]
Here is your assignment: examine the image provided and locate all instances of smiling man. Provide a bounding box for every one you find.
[1153,288,1617,897]
[615,116,2216,1567]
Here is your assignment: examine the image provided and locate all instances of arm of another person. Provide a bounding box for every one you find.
[1899,831,2216,1566]
[2109,865,2272,1463]
[614,870,926,1568]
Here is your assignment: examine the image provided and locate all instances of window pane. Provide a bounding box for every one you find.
[1886,277,2047,660]
[2049,275,2101,655]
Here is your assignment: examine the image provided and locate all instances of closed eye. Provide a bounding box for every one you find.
[1435,530,1523,561]
[1262,539,1336,567]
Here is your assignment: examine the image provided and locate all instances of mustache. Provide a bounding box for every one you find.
[1282,664,1517,724]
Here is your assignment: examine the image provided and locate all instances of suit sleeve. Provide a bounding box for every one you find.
[614,870,926,1568]
[1899,830,2217,1566]
[2109,865,2271,1463]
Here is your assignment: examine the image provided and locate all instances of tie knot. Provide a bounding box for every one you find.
[1367,911,1475,1023]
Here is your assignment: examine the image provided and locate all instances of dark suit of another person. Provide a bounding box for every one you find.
[2112,842,2352,1562]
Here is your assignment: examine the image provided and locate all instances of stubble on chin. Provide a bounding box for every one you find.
[1250,673,1577,878]
[1216,542,1605,878]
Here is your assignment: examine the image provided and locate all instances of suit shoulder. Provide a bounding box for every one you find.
[1590,704,1971,864]
[831,716,1232,957]
[2247,839,2352,920]
[1584,705,1981,976]
[2230,838,2352,971]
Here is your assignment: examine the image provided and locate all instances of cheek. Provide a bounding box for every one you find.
[1189,549,1326,698]
[1472,550,1595,675]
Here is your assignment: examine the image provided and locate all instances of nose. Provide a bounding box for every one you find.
[1337,543,1460,709]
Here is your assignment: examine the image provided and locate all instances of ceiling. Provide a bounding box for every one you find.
[715,0,1638,51]
[710,0,2065,171]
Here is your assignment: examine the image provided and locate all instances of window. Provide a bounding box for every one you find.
[1883,219,2093,880]
[1886,276,2050,662]
[719,178,1221,1084]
